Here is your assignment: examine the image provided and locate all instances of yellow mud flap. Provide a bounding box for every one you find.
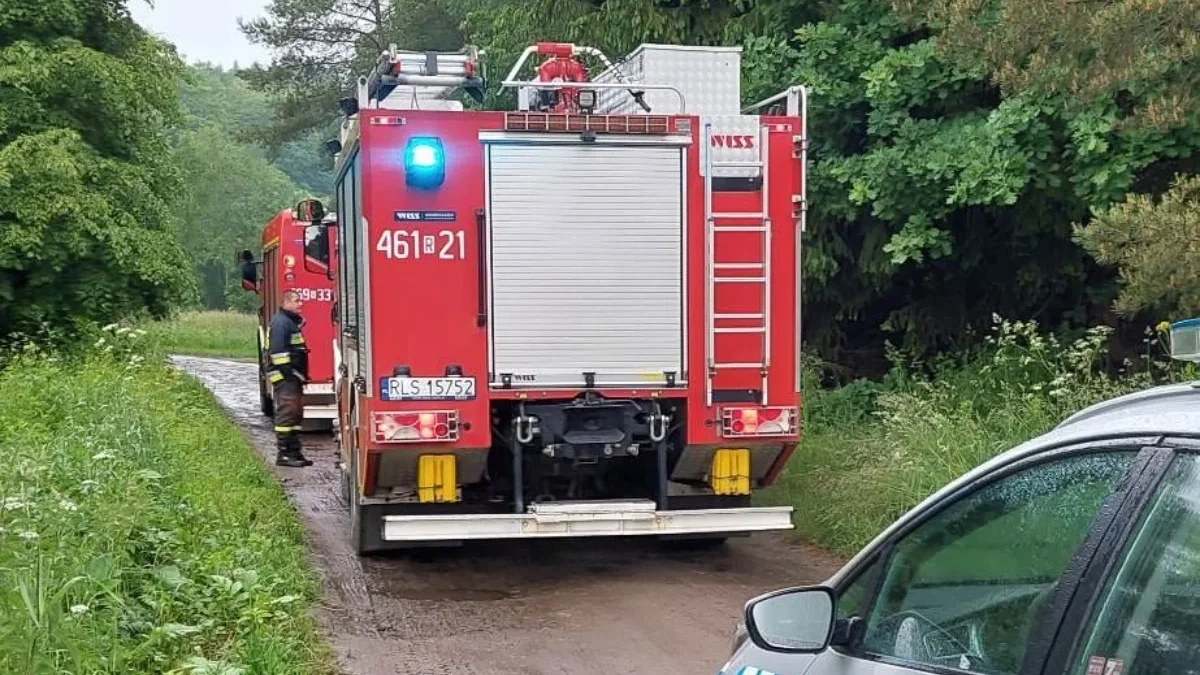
[417,454,458,503]
[710,448,751,496]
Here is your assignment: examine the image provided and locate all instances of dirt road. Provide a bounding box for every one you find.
[173,355,841,675]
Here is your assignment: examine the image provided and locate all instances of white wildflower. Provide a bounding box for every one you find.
[18,530,38,541]
[94,338,106,348]
[134,329,147,337]
[2,497,26,510]
[58,499,78,512]
[116,326,131,335]
[102,323,119,332]
[92,451,115,461]
[70,604,89,616]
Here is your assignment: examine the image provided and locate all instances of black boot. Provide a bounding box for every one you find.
[276,452,309,468]
[275,434,309,467]
[286,433,313,467]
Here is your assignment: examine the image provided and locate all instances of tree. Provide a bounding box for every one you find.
[173,125,304,310]
[179,65,332,198]
[903,0,1200,322]
[238,0,470,148]
[1076,175,1200,317]
[0,0,195,338]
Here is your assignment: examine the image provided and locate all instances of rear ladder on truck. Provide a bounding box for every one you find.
[704,122,773,407]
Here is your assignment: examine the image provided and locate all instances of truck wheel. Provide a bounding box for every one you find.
[348,454,385,555]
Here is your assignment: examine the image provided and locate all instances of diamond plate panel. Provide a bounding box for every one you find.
[702,115,762,178]
[594,44,741,116]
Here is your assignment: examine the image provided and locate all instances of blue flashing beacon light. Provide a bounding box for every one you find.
[404,137,446,189]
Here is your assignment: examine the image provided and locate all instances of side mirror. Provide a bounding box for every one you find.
[237,249,258,292]
[295,198,326,223]
[744,587,835,654]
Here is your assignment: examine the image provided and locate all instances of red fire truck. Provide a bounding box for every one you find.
[299,42,808,552]
[239,208,339,426]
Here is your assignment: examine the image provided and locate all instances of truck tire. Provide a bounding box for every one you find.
[348,451,385,555]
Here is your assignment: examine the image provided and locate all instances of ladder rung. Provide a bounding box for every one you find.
[714,263,764,270]
[713,226,768,233]
[711,212,765,219]
[714,313,765,320]
[714,277,766,283]
[711,161,763,169]
[712,362,766,369]
[714,327,767,334]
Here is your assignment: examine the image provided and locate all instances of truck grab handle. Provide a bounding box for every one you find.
[475,209,488,328]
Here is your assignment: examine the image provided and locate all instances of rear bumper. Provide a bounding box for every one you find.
[381,500,793,542]
[302,382,336,420]
[303,404,338,420]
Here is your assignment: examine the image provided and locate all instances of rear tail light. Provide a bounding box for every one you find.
[720,407,798,438]
[373,411,460,443]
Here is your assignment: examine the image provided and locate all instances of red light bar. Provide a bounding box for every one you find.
[373,411,460,444]
[720,407,798,438]
[503,113,672,134]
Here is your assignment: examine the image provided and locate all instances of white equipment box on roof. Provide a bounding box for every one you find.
[593,44,742,115]
[595,43,759,180]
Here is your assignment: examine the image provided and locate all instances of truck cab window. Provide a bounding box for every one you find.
[304,225,330,267]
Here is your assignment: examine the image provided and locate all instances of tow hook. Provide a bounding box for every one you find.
[515,412,539,445]
[648,412,670,443]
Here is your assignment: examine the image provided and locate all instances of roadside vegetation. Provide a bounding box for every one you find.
[144,311,259,360]
[0,328,331,674]
[769,319,1193,555]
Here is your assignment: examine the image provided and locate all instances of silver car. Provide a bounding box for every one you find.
[722,382,1200,675]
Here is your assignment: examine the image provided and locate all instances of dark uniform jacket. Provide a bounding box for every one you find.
[266,308,309,384]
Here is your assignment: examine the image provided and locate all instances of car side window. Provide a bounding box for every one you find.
[856,452,1135,675]
[838,557,882,622]
[1070,453,1200,675]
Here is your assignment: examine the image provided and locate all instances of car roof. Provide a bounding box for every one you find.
[827,381,1200,586]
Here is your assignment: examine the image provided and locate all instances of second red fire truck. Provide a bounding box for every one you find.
[239,208,339,425]
[299,41,808,553]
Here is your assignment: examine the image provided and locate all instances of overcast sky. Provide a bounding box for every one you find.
[131,0,272,68]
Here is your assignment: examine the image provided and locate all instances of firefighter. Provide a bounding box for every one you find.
[267,290,313,467]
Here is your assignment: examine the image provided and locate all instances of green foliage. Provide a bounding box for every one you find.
[142,311,259,359]
[0,1,195,338]
[1076,174,1200,316]
[767,317,1189,554]
[900,0,1200,327]
[179,64,274,134]
[173,124,302,309]
[0,332,332,673]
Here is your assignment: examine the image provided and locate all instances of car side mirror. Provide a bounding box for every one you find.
[295,198,325,223]
[237,249,258,292]
[745,586,835,654]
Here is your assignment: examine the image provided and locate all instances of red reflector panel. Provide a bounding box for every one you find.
[720,407,798,438]
[373,411,460,444]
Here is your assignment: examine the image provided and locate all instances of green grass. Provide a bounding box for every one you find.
[144,310,258,359]
[0,335,333,673]
[763,319,1189,556]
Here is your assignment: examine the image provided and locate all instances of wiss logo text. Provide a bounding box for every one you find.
[709,135,755,149]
